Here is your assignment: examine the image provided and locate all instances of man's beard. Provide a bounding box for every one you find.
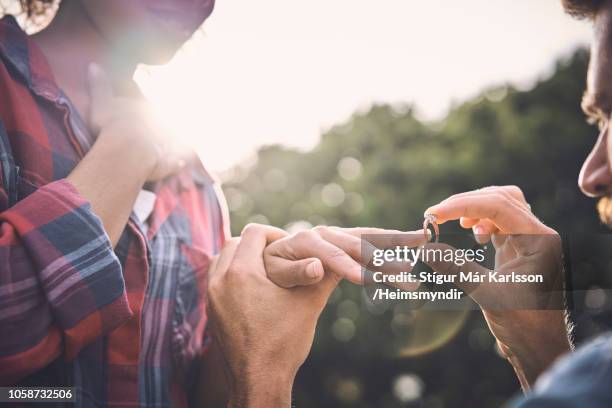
[597,196,612,228]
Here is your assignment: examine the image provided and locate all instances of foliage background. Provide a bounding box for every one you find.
[221,49,612,407]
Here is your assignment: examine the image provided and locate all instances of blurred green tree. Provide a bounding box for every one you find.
[221,49,605,408]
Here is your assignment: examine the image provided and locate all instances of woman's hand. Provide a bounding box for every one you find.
[66,64,192,246]
[86,63,191,182]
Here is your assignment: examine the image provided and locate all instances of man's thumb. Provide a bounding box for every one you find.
[87,63,114,131]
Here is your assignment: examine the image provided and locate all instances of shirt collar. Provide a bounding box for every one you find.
[0,15,61,102]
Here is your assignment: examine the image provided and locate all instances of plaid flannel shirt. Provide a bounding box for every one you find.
[0,15,227,407]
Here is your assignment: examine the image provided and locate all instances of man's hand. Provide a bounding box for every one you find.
[207,224,345,407]
[207,223,427,406]
[424,186,572,390]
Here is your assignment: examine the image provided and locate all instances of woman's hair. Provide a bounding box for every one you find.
[0,0,57,31]
[0,0,55,18]
[20,0,55,16]
[562,0,603,19]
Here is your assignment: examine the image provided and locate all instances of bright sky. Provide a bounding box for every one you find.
[135,0,592,173]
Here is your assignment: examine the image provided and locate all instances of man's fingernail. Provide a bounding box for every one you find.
[424,208,437,217]
[306,261,321,279]
[473,225,484,235]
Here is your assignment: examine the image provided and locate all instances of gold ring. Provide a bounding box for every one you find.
[423,214,439,243]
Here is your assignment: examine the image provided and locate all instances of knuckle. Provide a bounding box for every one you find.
[504,184,522,194]
[229,236,241,245]
[313,225,328,235]
[222,237,241,251]
[544,226,559,236]
[207,277,224,299]
[326,247,348,261]
[262,240,282,259]
[227,259,247,277]
[295,229,317,242]
[347,240,361,257]
[504,185,526,201]
[241,223,263,237]
[490,205,502,219]
[495,189,514,206]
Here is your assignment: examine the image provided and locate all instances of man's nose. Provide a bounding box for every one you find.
[579,129,612,197]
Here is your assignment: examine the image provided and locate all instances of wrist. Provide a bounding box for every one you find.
[228,370,294,408]
[503,326,571,390]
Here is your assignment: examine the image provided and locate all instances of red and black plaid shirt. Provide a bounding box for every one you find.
[0,15,227,407]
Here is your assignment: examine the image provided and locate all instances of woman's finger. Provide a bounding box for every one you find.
[316,226,414,277]
[339,227,428,249]
[262,256,325,288]
[264,229,363,285]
